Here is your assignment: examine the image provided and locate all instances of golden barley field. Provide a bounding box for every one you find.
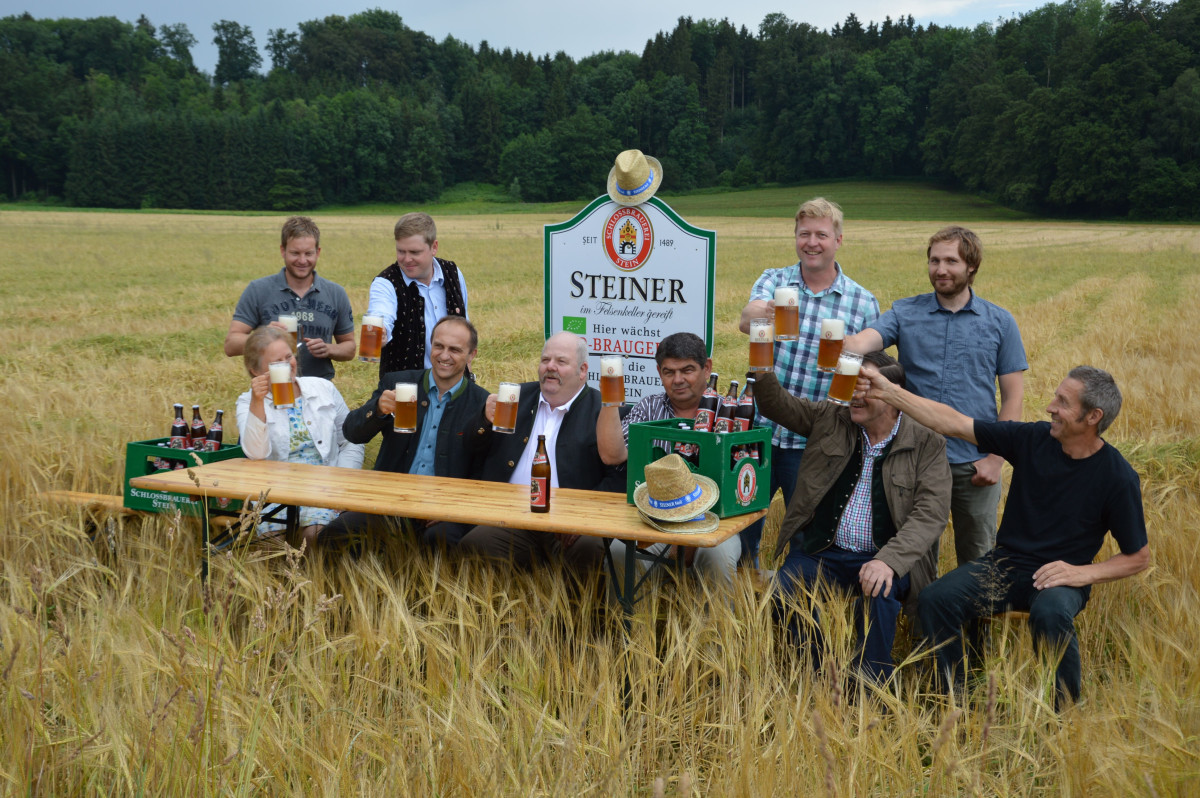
[1,208,1199,795]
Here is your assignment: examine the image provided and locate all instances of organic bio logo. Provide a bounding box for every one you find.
[603,207,653,271]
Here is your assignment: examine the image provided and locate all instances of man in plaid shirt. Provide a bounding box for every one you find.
[737,197,880,564]
[755,352,951,682]
[597,332,741,585]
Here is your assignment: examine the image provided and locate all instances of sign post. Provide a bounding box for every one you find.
[544,196,715,404]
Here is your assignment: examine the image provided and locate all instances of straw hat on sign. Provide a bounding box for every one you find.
[607,149,664,206]
[638,509,720,535]
[633,454,719,522]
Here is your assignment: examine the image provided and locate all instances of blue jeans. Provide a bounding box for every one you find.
[740,445,803,565]
[774,545,909,683]
[918,553,1089,706]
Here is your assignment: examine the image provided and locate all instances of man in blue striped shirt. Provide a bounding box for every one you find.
[737,197,880,564]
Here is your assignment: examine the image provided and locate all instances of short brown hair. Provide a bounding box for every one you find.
[432,315,478,353]
[927,226,982,280]
[795,197,844,237]
[243,326,290,377]
[863,350,905,390]
[394,212,437,245]
[281,216,320,248]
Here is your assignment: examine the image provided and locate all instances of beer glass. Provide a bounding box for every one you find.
[394,382,418,433]
[494,382,521,434]
[816,318,846,372]
[278,314,299,352]
[827,352,863,406]
[774,286,800,341]
[268,360,296,408]
[749,317,774,371]
[600,355,625,407]
[359,313,384,362]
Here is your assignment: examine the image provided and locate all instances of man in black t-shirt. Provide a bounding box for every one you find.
[859,363,1150,706]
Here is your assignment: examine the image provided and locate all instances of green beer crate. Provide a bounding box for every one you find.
[626,419,771,518]
[123,438,245,515]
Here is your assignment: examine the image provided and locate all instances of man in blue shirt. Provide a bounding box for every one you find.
[737,197,880,564]
[322,316,488,545]
[845,227,1026,566]
[860,362,1149,707]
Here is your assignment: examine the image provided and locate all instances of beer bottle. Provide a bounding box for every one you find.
[694,373,720,432]
[736,378,757,432]
[169,404,189,449]
[530,434,551,513]
[190,405,207,450]
[714,379,739,433]
[673,422,700,466]
[204,410,224,453]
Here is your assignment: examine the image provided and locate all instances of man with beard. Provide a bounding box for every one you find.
[458,332,624,572]
[844,227,1026,567]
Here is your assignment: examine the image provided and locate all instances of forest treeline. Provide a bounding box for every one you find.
[2,1,1198,217]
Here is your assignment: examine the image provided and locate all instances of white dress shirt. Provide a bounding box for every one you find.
[507,385,586,489]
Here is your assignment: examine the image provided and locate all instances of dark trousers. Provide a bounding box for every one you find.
[775,545,909,683]
[917,552,1090,706]
[740,445,804,565]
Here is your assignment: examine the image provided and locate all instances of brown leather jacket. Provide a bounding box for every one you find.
[756,373,951,615]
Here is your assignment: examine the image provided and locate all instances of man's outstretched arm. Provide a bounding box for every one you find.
[859,362,978,445]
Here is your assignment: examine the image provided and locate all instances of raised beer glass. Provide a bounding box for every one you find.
[600,355,625,407]
[816,318,845,373]
[268,360,296,408]
[394,382,418,433]
[359,313,384,363]
[774,286,800,341]
[494,382,521,434]
[278,314,299,352]
[749,317,774,372]
[826,351,863,406]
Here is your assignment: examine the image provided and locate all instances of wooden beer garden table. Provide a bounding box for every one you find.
[130,458,765,627]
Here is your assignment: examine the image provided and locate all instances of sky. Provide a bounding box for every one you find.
[3,0,1047,75]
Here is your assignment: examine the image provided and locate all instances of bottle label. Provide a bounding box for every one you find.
[204,439,221,453]
[713,417,732,434]
[169,435,188,449]
[530,477,548,508]
[693,409,714,432]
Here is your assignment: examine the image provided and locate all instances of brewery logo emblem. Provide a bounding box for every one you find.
[603,206,653,271]
[735,459,758,506]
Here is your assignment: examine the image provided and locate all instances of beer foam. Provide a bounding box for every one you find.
[821,318,845,339]
[601,355,624,376]
[774,286,799,306]
[278,315,298,333]
[750,319,774,341]
[498,382,521,403]
[395,383,418,403]
[268,361,292,383]
[362,314,383,328]
[835,353,862,375]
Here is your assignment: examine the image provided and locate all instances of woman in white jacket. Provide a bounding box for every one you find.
[235,326,364,548]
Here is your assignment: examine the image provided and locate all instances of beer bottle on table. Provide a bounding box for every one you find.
[736,378,757,432]
[713,380,739,433]
[204,410,224,452]
[530,434,550,513]
[169,404,189,449]
[694,373,720,432]
[190,405,207,450]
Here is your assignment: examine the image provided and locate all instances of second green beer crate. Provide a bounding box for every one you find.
[626,419,770,518]
[123,438,245,515]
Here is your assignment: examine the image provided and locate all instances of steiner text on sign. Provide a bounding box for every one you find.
[544,196,715,404]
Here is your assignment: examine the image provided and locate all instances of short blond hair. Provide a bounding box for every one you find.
[281,216,320,247]
[243,326,290,377]
[394,212,437,245]
[794,197,843,237]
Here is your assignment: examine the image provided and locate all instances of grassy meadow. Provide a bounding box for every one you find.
[1,188,1199,795]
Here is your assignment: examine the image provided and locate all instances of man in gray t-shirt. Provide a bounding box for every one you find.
[224,216,355,380]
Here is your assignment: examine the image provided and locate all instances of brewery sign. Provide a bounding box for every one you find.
[544,196,715,403]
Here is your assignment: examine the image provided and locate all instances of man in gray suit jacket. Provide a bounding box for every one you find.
[458,332,624,573]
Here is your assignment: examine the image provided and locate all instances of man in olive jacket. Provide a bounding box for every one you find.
[757,352,950,682]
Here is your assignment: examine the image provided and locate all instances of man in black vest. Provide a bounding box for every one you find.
[757,352,951,683]
[367,212,469,380]
[322,316,488,544]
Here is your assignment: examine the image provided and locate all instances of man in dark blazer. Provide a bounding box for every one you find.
[458,331,625,572]
[322,316,488,544]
